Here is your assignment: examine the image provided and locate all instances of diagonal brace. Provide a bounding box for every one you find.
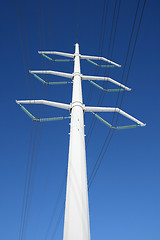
[89,80,125,92]
[41,53,74,62]
[32,73,72,85]
[86,59,115,68]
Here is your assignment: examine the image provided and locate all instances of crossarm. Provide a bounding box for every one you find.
[84,106,146,126]
[16,101,70,122]
[38,51,74,58]
[29,70,73,79]
[80,55,121,67]
[82,75,131,91]
[16,100,71,110]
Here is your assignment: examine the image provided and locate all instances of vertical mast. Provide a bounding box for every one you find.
[63,43,90,240]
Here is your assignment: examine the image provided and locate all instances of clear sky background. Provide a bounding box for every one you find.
[0,0,160,240]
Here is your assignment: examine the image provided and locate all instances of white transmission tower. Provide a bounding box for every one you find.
[16,43,145,240]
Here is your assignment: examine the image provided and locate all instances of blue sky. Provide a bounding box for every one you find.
[0,0,160,240]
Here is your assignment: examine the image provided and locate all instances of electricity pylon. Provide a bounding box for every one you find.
[16,43,145,240]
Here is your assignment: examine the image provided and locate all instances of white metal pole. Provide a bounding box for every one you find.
[63,43,90,240]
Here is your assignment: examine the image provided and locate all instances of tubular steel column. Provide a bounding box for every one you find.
[63,43,90,240]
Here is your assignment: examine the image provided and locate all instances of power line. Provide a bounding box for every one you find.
[20,123,39,240]
[86,0,110,105]
[20,0,35,98]
[14,1,38,239]
[44,170,67,240]
[114,0,147,128]
[14,0,31,99]
[88,0,146,188]
[14,1,46,239]
[98,0,110,60]
[51,201,65,240]
[35,3,70,240]
[18,122,34,240]
[101,0,122,97]
[88,0,141,187]
[86,0,121,146]
[86,0,137,148]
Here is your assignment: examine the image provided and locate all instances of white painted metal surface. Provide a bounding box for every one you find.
[63,43,90,240]
[29,70,73,79]
[38,51,74,58]
[16,100,70,110]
